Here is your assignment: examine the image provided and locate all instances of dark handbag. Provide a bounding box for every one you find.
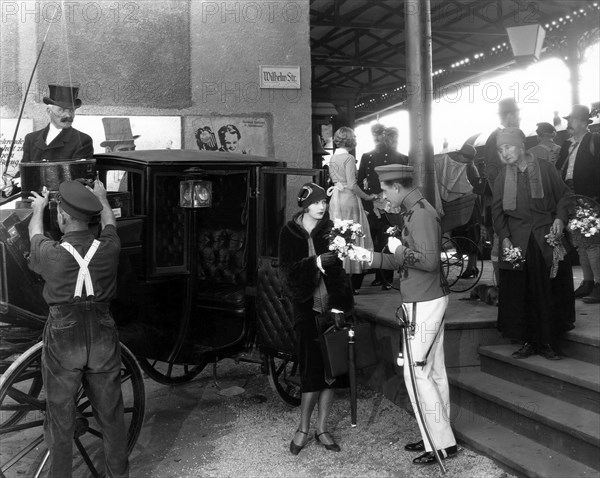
[318,323,376,377]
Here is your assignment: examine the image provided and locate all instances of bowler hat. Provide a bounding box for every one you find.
[456,143,476,161]
[535,122,556,135]
[43,84,82,109]
[563,105,592,124]
[100,117,140,147]
[58,180,102,221]
[375,164,414,182]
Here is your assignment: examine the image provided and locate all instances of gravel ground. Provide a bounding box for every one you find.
[129,360,516,478]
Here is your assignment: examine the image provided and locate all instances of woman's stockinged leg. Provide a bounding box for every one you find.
[315,388,336,445]
[293,391,319,446]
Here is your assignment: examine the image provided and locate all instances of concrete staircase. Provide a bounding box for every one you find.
[448,326,600,477]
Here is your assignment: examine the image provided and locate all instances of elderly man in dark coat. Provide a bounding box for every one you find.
[21,84,93,164]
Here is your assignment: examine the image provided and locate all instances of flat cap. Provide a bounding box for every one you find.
[375,164,414,182]
[58,180,102,221]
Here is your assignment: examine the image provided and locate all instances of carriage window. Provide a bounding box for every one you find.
[107,170,129,192]
[103,169,142,217]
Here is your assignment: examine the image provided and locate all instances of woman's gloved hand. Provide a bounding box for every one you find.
[349,245,372,262]
[319,251,340,268]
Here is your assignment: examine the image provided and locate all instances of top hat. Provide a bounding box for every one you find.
[375,164,414,182]
[563,105,592,124]
[99,117,140,147]
[58,180,102,221]
[498,98,519,115]
[43,84,82,109]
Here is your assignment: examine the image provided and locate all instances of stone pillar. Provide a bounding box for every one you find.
[405,0,435,206]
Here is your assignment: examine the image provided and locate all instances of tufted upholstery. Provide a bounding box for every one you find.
[256,257,297,355]
[195,227,247,312]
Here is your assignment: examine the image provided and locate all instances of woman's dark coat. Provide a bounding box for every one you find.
[278,212,353,320]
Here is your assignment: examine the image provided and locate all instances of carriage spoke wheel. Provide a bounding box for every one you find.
[441,237,465,288]
[447,236,484,293]
[0,342,145,478]
[137,357,207,385]
[267,354,301,407]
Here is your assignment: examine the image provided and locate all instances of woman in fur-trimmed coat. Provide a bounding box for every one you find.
[279,183,354,456]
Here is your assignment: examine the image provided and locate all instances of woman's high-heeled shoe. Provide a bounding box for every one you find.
[289,429,308,455]
[315,431,341,452]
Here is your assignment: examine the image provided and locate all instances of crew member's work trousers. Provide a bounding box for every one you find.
[403,295,456,452]
[42,302,129,478]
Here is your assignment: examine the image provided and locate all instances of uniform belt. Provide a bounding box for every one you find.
[50,301,110,313]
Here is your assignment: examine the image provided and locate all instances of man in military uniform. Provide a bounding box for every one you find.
[350,164,457,466]
[28,179,129,478]
[357,125,408,289]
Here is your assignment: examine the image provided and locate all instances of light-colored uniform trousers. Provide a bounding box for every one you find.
[403,295,456,452]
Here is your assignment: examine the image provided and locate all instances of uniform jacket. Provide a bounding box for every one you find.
[370,189,449,303]
[492,157,572,270]
[278,213,354,316]
[22,125,94,163]
[555,132,600,201]
[358,146,408,214]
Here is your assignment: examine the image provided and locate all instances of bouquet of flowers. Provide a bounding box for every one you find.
[386,226,401,238]
[545,230,567,278]
[328,219,365,260]
[503,245,525,269]
[567,196,600,247]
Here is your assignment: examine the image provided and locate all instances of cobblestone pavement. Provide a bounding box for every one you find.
[129,360,516,478]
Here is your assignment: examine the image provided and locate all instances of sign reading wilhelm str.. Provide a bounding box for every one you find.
[259,65,300,89]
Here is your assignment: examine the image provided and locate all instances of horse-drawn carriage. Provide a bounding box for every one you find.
[0,151,317,476]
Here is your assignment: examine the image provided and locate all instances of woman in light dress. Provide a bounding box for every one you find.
[328,127,377,293]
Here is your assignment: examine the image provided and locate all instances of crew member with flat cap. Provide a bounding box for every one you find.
[22,84,94,164]
[555,105,600,303]
[28,179,129,478]
[349,164,457,466]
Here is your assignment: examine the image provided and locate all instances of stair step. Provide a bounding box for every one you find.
[479,344,600,412]
[561,326,600,365]
[449,368,600,470]
[452,404,600,478]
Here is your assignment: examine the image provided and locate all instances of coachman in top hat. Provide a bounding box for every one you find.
[21,84,94,164]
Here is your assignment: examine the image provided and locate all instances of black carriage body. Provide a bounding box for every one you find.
[92,150,290,364]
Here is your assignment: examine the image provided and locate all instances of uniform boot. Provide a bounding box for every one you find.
[574,280,594,298]
[582,283,600,304]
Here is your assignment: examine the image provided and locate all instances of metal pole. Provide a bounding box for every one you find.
[405,0,435,206]
[348,326,357,427]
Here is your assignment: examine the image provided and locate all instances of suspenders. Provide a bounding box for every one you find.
[60,240,100,298]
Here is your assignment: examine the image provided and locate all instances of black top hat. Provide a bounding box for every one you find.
[43,84,82,109]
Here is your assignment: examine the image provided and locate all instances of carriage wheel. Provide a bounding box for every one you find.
[448,236,483,293]
[0,342,145,477]
[267,354,301,407]
[137,357,207,385]
[441,237,465,288]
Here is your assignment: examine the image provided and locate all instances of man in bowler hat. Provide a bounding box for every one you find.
[21,84,94,164]
[28,179,129,477]
[556,104,600,303]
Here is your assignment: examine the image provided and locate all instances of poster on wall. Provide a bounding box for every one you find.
[185,115,273,157]
[0,119,34,179]
[76,116,181,154]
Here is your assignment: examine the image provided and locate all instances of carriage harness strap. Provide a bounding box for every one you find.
[60,240,100,298]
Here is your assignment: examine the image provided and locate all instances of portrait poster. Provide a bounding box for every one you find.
[76,116,182,154]
[0,119,34,178]
[185,115,273,157]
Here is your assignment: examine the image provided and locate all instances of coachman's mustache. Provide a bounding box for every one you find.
[61,117,74,123]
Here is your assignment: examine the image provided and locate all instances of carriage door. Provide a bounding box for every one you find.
[256,167,324,358]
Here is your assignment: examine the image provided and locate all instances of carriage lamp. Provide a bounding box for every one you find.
[179,179,212,208]
[506,24,546,63]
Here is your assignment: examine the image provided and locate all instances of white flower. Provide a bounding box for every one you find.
[333,236,347,248]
